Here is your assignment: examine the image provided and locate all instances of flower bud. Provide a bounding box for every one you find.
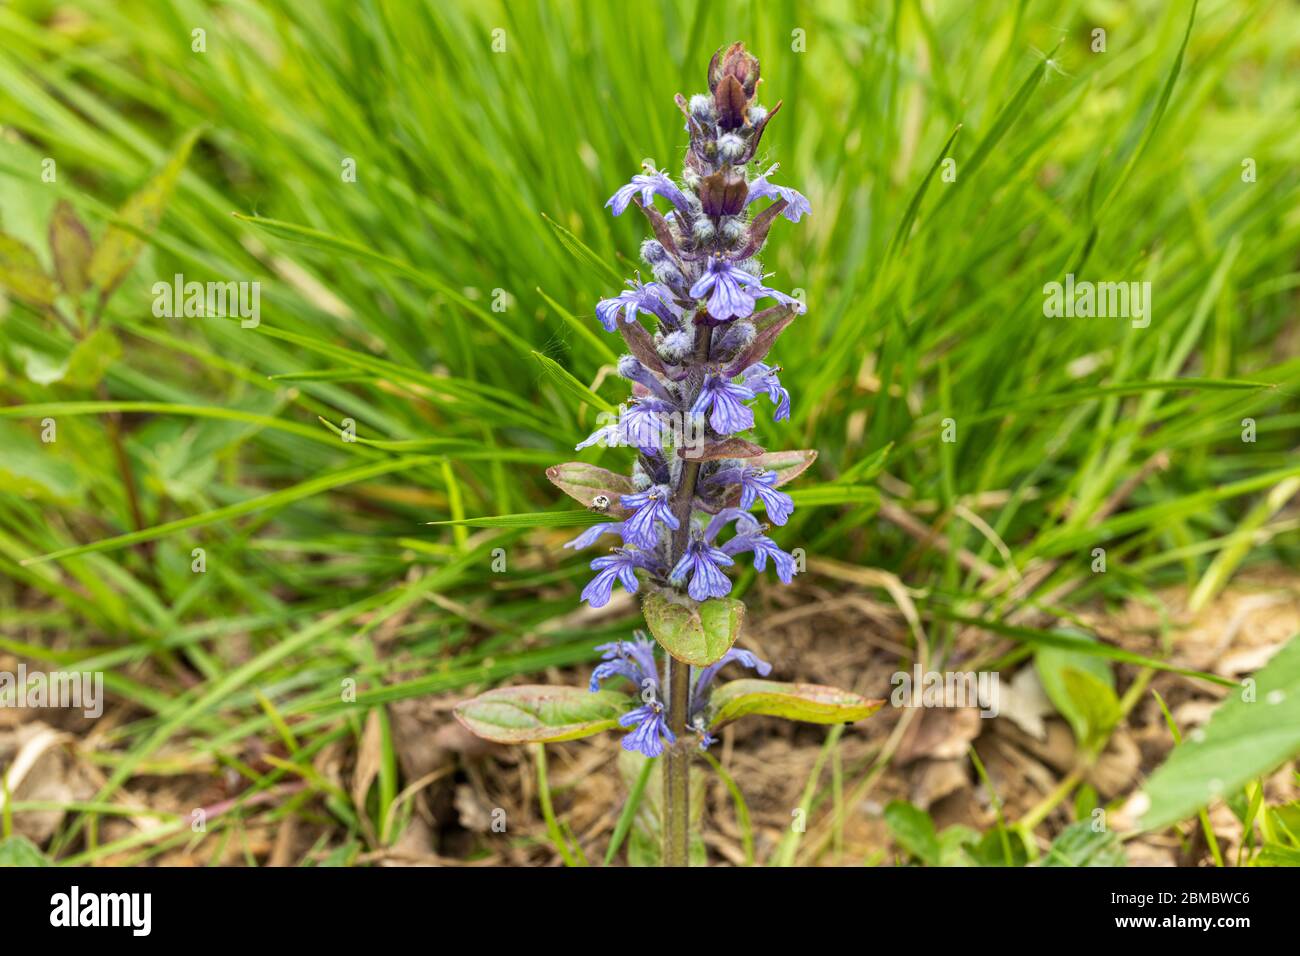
[719,216,745,243]
[617,354,645,379]
[651,260,686,291]
[689,94,715,124]
[708,42,760,99]
[640,239,669,264]
[657,328,693,364]
[717,320,756,357]
[717,133,746,165]
[709,42,761,130]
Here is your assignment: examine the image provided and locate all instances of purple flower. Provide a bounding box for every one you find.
[722,529,797,583]
[581,551,642,608]
[564,521,625,550]
[691,646,773,710]
[686,646,774,745]
[739,469,794,525]
[619,702,676,758]
[742,363,791,421]
[669,538,734,601]
[622,400,676,451]
[703,507,758,544]
[576,400,674,453]
[617,355,672,400]
[746,165,812,222]
[607,168,690,217]
[689,258,762,321]
[589,637,677,756]
[713,467,794,525]
[755,283,806,313]
[691,376,755,435]
[595,280,676,332]
[619,485,679,548]
[589,637,659,693]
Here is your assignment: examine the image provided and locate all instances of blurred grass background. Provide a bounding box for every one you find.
[0,0,1297,864]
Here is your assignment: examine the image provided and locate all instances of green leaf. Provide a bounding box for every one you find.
[1061,667,1122,750]
[545,462,634,514]
[48,199,93,297]
[531,351,617,414]
[938,825,981,867]
[964,825,1030,867]
[12,345,69,385]
[536,285,619,363]
[0,422,85,503]
[604,755,654,866]
[22,455,436,565]
[787,484,880,510]
[1257,845,1300,867]
[1035,636,1119,747]
[884,800,940,865]
[0,834,52,867]
[1138,633,1300,832]
[88,128,200,300]
[837,442,893,485]
[63,326,121,388]
[707,679,884,729]
[1040,821,1126,867]
[452,685,631,744]
[0,232,57,307]
[427,509,602,529]
[540,211,623,284]
[642,590,743,667]
[886,123,962,259]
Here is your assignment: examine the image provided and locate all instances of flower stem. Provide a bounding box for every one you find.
[662,656,691,866]
[661,316,711,867]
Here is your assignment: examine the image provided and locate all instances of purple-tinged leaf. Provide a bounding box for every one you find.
[454,686,632,744]
[740,99,782,163]
[725,306,798,375]
[735,197,788,259]
[714,75,748,129]
[707,679,884,729]
[752,449,817,486]
[632,197,685,262]
[619,319,668,375]
[699,170,748,217]
[678,438,765,461]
